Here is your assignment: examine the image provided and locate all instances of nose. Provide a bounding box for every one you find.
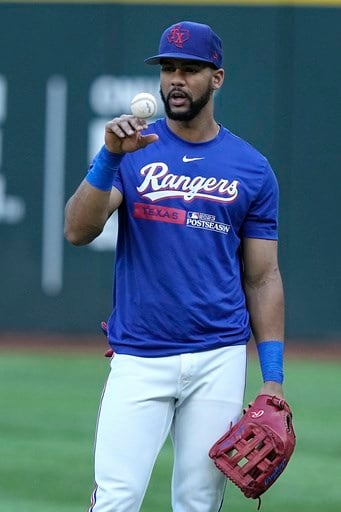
[171,68,186,86]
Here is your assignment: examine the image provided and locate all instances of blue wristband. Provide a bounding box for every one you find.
[257,340,284,384]
[86,145,123,191]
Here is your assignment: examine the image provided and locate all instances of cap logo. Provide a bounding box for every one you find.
[167,25,190,48]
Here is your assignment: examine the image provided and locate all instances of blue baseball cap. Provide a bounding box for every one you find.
[145,21,223,69]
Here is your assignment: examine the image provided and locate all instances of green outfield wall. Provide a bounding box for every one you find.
[0,2,340,338]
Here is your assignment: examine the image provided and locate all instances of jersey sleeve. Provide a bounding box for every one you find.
[241,160,279,240]
[112,167,124,193]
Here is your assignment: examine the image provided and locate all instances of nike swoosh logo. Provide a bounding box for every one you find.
[182,155,205,163]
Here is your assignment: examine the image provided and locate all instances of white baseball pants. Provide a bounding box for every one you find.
[89,345,247,512]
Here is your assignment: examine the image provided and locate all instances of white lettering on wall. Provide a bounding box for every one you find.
[0,75,26,224]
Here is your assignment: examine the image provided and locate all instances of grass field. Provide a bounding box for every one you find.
[0,346,340,512]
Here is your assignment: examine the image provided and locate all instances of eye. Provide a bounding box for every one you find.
[161,65,175,73]
[183,65,200,74]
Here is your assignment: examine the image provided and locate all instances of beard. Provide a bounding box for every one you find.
[160,86,213,121]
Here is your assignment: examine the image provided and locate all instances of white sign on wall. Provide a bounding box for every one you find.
[0,75,26,224]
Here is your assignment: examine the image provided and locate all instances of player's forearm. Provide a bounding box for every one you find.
[244,268,285,344]
[244,271,285,393]
[64,180,111,246]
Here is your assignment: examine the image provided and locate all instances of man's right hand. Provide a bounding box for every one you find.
[104,115,159,154]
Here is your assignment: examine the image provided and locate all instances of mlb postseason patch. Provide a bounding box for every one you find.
[186,211,230,234]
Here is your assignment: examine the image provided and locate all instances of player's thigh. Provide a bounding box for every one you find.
[173,344,247,439]
[171,346,246,498]
[94,354,176,486]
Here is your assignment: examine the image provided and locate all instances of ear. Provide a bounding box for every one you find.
[212,68,225,90]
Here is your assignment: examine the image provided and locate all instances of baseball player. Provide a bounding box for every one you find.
[64,21,286,512]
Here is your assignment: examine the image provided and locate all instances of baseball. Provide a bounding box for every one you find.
[130,92,157,119]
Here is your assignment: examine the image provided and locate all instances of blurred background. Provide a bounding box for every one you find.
[0,0,340,341]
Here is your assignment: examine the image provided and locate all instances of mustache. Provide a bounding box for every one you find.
[166,88,191,102]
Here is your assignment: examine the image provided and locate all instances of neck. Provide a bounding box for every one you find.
[166,115,220,143]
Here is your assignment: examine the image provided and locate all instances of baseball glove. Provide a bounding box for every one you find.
[209,394,296,504]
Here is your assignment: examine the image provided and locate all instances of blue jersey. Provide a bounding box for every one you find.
[106,119,279,356]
